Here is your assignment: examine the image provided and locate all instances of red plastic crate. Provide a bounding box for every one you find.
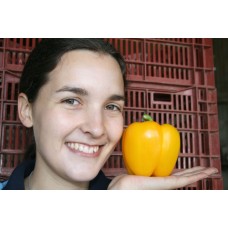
[147,38,195,44]
[0,152,26,178]
[0,38,4,70]
[4,50,30,72]
[1,124,30,151]
[0,71,3,99]
[152,38,215,67]
[0,50,3,70]
[102,151,126,177]
[145,40,194,66]
[2,71,20,101]
[106,38,215,87]
[5,38,41,51]
[123,86,219,129]
[0,125,33,177]
[0,70,33,178]
[102,82,222,189]
[105,38,144,62]
[144,38,213,46]
[3,38,42,72]
[0,38,223,189]
[2,102,20,123]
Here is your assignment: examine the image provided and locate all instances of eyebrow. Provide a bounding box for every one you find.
[55,86,125,102]
[108,94,125,102]
[55,86,88,96]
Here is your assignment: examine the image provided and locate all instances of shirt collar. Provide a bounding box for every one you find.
[3,160,111,190]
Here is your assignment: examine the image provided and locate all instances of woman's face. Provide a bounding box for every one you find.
[29,50,125,186]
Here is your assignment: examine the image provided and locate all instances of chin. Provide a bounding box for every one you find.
[69,168,100,182]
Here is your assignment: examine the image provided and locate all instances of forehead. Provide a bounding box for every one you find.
[52,49,121,75]
[46,50,124,94]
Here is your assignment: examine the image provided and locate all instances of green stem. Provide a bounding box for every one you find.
[142,114,153,122]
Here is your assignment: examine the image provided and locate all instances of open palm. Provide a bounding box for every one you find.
[108,166,218,190]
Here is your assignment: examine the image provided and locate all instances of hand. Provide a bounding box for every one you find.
[108,166,218,190]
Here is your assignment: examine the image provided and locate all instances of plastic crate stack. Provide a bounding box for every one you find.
[102,38,223,189]
[0,38,223,189]
[0,39,41,181]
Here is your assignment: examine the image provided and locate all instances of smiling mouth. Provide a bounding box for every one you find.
[66,142,100,154]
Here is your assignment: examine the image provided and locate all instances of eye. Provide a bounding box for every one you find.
[105,104,122,112]
[63,98,80,106]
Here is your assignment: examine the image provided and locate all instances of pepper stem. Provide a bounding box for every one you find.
[142,114,153,122]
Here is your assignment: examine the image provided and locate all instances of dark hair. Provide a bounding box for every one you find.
[21,38,126,160]
[20,38,126,103]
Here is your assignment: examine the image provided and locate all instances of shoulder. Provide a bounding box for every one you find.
[0,181,8,190]
[2,160,35,190]
[89,170,111,190]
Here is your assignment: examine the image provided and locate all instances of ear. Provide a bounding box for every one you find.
[18,93,33,128]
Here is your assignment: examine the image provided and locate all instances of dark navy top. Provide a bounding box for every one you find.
[2,160,111,190]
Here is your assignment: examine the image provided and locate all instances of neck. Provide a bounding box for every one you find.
[25,163,89,190]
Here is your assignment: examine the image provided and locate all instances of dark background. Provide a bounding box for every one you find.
[213,39,228,189]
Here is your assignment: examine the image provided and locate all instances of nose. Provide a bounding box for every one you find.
[81,110,105,138]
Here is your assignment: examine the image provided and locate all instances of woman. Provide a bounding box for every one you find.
[1,39,218,190]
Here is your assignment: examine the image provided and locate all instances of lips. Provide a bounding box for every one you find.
[66,142,100,154]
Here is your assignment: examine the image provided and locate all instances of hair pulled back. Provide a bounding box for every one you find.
[20,38,126,160]
[20,38,126,103]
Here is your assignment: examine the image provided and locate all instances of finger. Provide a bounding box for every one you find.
[140,170,216,190]
[151,173,209,190]
[127,175,191,190]
[172,166,206,176]
[172,172,212,189]
[108,167,219,190]
[172,167,218,177]
[169,168,218,189]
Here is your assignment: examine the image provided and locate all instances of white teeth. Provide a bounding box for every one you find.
[75,143,79,150]
[94,146,99,153]
[71,143,75,149]
[84,146,89,153]
[89,147,94,153]
[67,142,99,154]
[79,144,83,151]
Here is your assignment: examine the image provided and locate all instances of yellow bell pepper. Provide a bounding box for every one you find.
[122,114,180,177]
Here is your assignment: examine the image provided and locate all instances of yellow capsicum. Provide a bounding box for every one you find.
[122,114,180,177]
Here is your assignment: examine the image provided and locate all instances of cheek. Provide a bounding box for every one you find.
[107,117,124,143]
[33,108,75,142]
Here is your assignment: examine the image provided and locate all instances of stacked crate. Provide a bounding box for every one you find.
[0,39,41,180]
[0,38,223,189]
[102,38,223,189]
